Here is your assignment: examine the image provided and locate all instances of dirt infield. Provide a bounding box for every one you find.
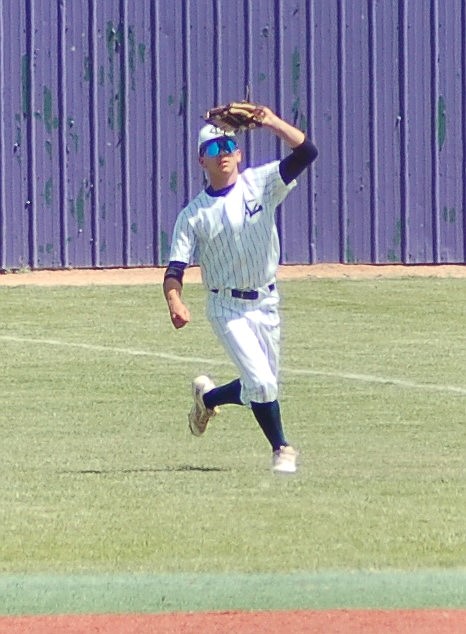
[1,263,465,286]
[1,610,466,633]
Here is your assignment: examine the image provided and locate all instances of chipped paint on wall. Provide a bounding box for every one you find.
[437,96,446,151]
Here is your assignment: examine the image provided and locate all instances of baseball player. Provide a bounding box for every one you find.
[163,105,317,473]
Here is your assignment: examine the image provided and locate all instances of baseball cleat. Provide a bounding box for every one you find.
[188,375,219,436]
[272,445,298,474]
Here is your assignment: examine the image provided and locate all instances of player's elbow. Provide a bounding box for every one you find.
[308,141,318,163]
[298,138,318,164]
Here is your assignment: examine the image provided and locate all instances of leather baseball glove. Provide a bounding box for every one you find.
[204,101,266,133]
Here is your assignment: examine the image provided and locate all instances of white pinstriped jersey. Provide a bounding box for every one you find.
[169,161,296,290]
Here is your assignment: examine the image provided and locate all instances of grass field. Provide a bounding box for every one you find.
[0,277,465,612]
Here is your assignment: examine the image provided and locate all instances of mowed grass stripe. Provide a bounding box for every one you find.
[1,570,465,615]
[1,334,466,396]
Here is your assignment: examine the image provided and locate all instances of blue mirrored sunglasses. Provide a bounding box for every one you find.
[200,137,238,157]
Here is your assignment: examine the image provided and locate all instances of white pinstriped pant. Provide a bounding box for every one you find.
[206,286,280,404]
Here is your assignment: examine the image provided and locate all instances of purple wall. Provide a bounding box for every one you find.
[0,0,465,269]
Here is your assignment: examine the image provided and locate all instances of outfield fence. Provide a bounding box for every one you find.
[1,0,466,270]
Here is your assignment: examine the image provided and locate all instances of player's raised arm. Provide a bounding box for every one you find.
[203,102,317,185]
[259,106,318,185]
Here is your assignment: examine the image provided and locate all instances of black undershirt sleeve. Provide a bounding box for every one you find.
[279,138,318,185]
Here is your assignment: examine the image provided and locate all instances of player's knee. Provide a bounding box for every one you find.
[242,377,278,404]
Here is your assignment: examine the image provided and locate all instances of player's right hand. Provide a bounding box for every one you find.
[169,302,191,329]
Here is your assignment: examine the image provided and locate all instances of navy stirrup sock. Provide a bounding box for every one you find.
[204,385,287,451]
[251,400,287,451]
[203,378,242,409]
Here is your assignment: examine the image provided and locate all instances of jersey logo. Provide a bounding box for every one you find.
[244,199,263,217]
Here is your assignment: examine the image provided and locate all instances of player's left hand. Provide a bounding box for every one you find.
[204,101,267,133]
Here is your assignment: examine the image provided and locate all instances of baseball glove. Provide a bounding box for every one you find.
[204,101,266,133]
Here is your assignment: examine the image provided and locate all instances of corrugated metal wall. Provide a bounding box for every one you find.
[1,0,465,270]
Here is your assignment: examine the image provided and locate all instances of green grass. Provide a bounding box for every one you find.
[0,279,465,575]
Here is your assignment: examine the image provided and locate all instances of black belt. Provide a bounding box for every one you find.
[211,284,275,300]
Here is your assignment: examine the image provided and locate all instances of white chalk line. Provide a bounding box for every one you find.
[2,334,466,396]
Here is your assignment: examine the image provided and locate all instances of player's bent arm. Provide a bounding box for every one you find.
[163,263,191,329]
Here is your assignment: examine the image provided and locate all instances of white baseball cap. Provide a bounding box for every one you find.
[198,124,236,154]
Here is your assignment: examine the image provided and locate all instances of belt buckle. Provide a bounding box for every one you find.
[212,286,274,300]
[231,288,258,300]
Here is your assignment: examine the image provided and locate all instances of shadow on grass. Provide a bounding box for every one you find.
[58,465,230,474]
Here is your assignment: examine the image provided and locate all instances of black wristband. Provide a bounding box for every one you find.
[164,261,187,285]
